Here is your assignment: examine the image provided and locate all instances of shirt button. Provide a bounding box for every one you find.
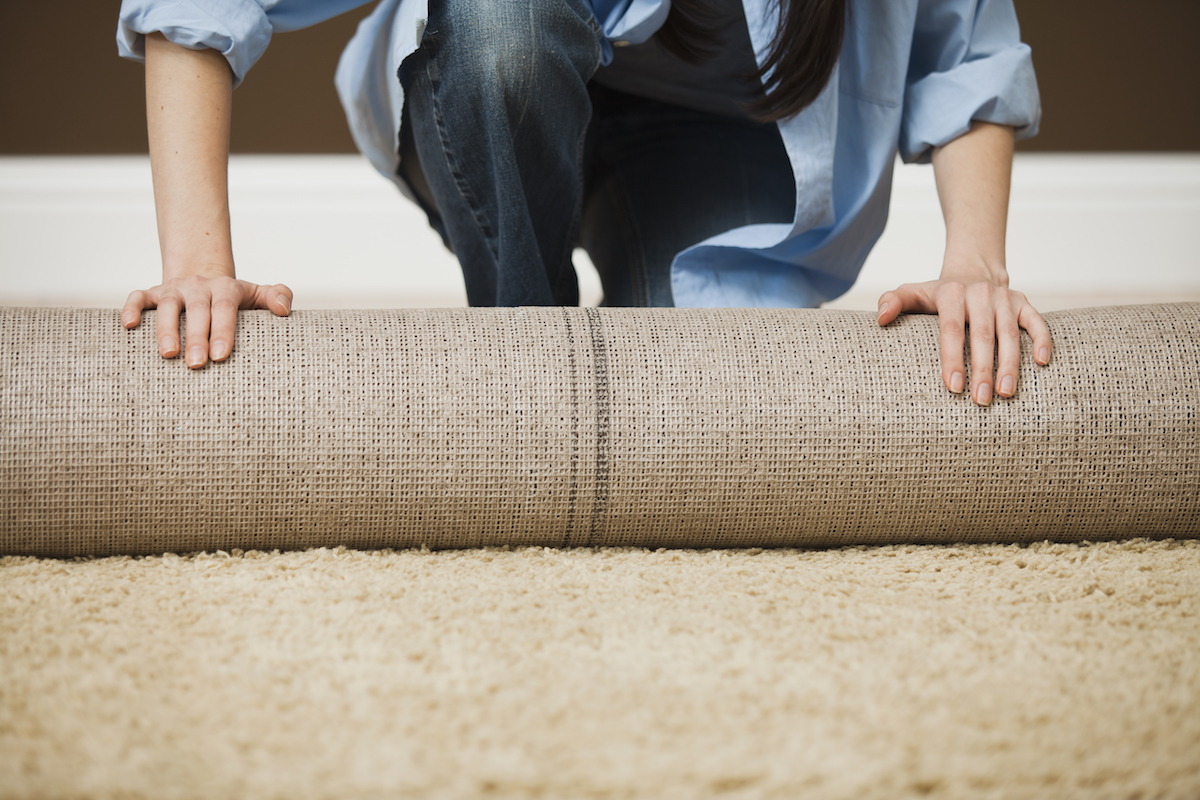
[612,40,630,47]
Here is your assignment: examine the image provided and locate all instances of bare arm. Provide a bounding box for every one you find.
[876,121,1052,406]
[122,32,292,368]
[146,31,237,282]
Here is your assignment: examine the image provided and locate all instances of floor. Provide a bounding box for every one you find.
[3,539,1198,799]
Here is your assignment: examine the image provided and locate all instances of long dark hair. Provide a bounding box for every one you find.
[656,0,846,122]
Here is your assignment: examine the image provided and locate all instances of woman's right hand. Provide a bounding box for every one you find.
[122,275,293,368]
[130,34,293,369]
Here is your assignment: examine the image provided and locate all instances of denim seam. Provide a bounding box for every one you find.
[551,14,603,305]
[511,4,537,137]
[424,61,500,264]
[551,121,591,305]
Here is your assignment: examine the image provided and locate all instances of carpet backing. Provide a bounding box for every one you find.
[1,304,1198,556]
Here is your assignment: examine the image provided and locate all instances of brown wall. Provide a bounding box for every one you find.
[1,1,1197,154]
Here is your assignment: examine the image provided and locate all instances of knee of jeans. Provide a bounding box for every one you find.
[432,0,601,99]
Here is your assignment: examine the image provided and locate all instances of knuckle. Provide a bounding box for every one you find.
[184,294,210,311]
[939,319,964,338]
[210,297,239,314]
[971,343,994,362]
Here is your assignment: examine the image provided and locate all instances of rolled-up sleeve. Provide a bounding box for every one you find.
[899,0,1041,163]
[117,0,274,87]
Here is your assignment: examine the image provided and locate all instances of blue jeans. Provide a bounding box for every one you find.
[398,0,795,307]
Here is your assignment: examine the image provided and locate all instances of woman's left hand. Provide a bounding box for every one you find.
[876,275,1052,406]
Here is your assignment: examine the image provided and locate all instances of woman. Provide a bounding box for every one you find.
[117,0,1052,406]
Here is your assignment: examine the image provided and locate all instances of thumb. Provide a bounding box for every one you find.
[876,283,934,326]
[244,282,293,316]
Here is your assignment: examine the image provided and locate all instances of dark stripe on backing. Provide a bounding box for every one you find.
[561,308,580,547]
[585,308,610,545]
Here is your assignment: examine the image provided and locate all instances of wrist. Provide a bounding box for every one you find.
[940,251,1009,287]
[162,258,236,283]
[159,229,235,282]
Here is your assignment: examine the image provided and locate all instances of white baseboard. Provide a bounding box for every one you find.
[1,154,1197,309]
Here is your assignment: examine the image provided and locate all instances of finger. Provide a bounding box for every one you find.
[122,290,150,329]
[272,284,293,316]
[208,277,242,362]
[877,284,935,326]
[1018,302,1053,366]
[994,300,1021,399]
[935,284,967,394]
[183,294,212,369]
[965,284,996,406]
[155,293,182,358]
[247,283,293,316]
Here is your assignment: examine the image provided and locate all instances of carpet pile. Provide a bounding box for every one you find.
[3,539,1198,799]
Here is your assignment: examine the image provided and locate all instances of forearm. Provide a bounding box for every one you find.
[879,121,1050,406]
[145,32,235,281]
[930,121,1015,287]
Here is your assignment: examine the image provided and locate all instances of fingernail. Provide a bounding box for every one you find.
[122,312,135,327]
[187,346,205,367]
[950,372,964,394]
[160,337,176,355]
[877,302,888,319]
[1000,375,1015,396]
[277,296,290,314]
[1039,347,1049,364]
[211,340,228,360]
[976,383,992,405]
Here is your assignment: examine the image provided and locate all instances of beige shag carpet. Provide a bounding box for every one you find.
[2,540,1199,799]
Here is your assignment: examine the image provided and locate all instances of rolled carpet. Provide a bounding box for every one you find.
[1,303,1197,556]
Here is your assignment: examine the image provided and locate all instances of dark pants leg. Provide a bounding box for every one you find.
[398,0,603,307]
[580,84,795,307]
[398,1,795,308]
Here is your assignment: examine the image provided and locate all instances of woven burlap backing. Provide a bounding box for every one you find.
[1,304,1197,556]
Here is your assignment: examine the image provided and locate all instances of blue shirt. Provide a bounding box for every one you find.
[117,0,1041,308]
